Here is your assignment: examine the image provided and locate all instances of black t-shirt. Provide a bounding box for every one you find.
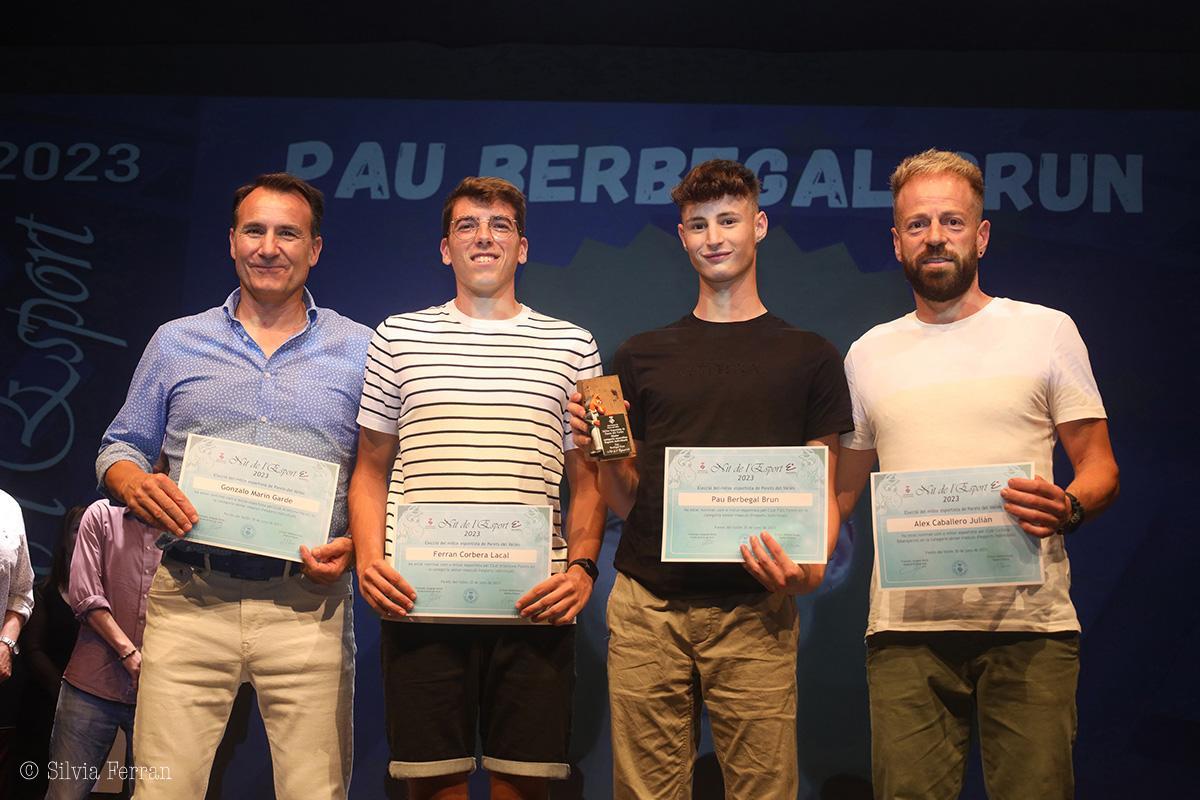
[613,312,853,598]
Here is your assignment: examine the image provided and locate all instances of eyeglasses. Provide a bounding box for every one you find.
[448,215,520,241]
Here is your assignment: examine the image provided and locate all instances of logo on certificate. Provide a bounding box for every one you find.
[463,589,479,604]
[953,560,968,576]
[241,525,255,540]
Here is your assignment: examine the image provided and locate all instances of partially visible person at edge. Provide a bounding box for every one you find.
[43,499,161,800]
[1,489,36,798]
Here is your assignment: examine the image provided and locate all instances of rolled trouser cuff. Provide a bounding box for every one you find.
[388,757,477,779]
[482,755,570,780]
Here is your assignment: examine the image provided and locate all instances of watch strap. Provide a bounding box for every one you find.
[567,558,599,582]
[1058,491,1085,535]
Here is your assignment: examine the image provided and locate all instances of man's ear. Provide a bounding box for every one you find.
[976,219,991,258]
[309,235,323,267]
[754,209,768,243]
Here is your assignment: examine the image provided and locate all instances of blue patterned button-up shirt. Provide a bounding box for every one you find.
[97,288,372,562]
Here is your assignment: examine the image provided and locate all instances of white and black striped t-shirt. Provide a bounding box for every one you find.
[357,302,602,571]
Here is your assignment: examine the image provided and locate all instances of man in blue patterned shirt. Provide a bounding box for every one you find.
[96,173,371,799]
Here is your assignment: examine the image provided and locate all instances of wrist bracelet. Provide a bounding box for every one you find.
[119,647,138,661]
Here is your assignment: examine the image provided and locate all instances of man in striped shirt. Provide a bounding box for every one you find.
[349,177,605,800]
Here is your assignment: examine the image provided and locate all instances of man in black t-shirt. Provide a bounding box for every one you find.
[568,160,852,799]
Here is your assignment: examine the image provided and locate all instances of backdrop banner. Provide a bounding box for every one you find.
[2,94,1193,798]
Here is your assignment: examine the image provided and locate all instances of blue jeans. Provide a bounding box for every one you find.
[46,680,135,800]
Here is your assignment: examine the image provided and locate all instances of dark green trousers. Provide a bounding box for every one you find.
[867,631,1079,800]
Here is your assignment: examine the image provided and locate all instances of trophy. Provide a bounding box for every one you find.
[576,375,636,461]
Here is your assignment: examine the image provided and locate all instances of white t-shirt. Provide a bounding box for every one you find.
[842,298,1107,634]
[357,302,602,571]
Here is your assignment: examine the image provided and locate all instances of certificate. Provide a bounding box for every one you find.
[871,462,1044,590]
[394,503,552,622]
[177,434,339,562]
[662,446,829,564]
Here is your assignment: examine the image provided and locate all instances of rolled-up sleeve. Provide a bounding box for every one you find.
[6,518,34,623]
[68,502,112,618]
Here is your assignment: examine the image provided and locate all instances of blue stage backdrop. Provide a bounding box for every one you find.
[2,94,1195,798]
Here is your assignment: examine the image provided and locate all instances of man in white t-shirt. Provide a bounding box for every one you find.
[348,177,605,800]
[836,149,1119,799]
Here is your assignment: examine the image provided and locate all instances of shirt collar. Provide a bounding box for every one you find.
[221,287,320,329]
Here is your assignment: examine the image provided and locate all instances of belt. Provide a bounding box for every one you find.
[165,548,294,581]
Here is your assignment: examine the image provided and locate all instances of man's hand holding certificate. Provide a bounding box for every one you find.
[871,462,1045,590]
[176,434,339,562]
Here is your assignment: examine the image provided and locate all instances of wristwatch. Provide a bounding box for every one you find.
[1057,491,1085,535]
[0,635,18,656]
[567,558,599,582]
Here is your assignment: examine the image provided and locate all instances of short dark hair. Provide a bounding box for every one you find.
[231,173,325,236]
[670,159,760,209]
[441,177,527,237]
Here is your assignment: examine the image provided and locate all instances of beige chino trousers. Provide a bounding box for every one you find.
[131,562,355,799]
[607,572,800,799]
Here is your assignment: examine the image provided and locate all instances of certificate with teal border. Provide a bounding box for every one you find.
[661,446,829,564]
[394,503,552,622]
[871,462,1044,590]
[176,434,339,562]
